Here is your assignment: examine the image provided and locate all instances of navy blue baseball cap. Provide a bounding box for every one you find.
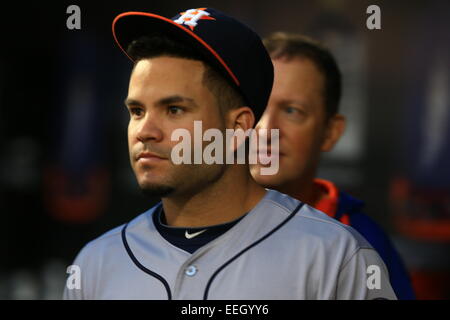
[112,7,273,122]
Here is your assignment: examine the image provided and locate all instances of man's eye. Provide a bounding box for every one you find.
[168,106,184,115]
[282,106,307,122]
[285,106,299,114]
[129,107,143,116]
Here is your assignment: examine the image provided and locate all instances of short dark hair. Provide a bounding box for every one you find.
[263,32,341,118]
[126,33,245,117]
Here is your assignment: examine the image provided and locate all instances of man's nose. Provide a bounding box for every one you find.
[256,110,279,143]
[135,113,164,143]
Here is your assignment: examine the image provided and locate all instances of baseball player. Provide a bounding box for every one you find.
[250,32,414,299]
[64,8,396,300]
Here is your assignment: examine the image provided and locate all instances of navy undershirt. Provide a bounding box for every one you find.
[152,204,246,254]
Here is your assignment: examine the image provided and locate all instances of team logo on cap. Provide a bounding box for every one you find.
[173,8,216,30]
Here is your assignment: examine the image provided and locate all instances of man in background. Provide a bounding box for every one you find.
[250,32,415,299]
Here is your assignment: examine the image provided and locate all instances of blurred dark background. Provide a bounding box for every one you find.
[0,0,449,299]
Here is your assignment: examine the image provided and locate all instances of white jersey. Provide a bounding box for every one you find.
[64,189,397,300]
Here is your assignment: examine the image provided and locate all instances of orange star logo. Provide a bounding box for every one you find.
[174,8,216,30]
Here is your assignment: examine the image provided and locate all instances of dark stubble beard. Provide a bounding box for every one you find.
[138,162,228,200]
[139,184,175,198]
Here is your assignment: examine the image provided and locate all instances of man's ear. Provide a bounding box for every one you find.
[321,113,346,152]
[227,106,255,132]
[226,106,255,152]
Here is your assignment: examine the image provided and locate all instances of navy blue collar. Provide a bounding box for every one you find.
[153,204,246,253]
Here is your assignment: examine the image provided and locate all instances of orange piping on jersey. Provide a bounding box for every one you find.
[313,178,339,218]
[339,213,351,226]
[312,179,351,225]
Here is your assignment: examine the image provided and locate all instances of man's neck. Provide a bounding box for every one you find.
[162,166,267,227]
[276,174,326,208]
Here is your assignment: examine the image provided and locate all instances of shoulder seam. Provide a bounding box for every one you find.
[261,198,300,216]
[293,209,372,249]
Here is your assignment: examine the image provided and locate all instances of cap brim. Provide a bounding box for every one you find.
[112,12,239,86]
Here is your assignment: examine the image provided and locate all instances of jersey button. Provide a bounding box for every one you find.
[185,265,197,277]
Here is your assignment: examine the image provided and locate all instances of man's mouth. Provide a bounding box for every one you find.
[136,151,167,163]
